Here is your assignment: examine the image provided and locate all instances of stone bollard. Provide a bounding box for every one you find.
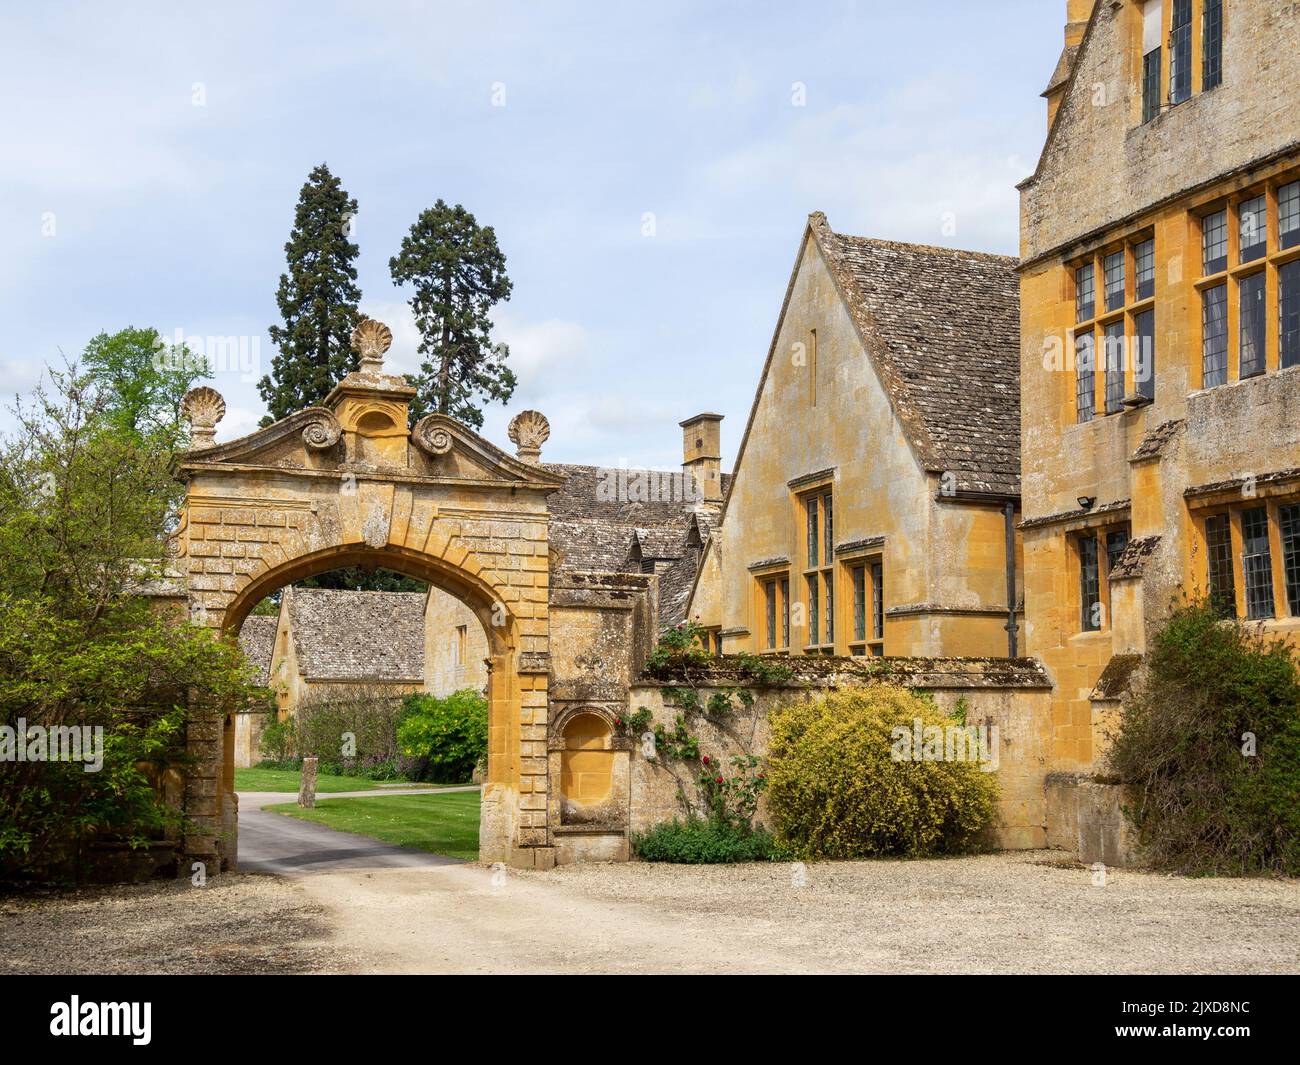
[299,756,318,808]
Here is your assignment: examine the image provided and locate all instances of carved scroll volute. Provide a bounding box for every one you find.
[300,409,342,450]
[412,415,454,457]
[180,387,225,449]
[508,410,549,464]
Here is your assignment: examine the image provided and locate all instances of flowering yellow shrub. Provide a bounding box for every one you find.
[766,685,999,859]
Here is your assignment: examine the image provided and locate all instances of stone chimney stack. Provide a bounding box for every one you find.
[680,412,723,503]
[1043,0,1096,130]
[1065,0,1092,47]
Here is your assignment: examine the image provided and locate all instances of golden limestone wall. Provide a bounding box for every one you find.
[626,661,1053,850]
[176,346,565,870]
[1020,0,1300,777]
[423,587,490,697]
[710,235,1019,659]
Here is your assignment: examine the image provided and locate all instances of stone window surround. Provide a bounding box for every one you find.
[1133,0,1224,127]
[1071,520,1132,635]
[1193,173,1300,390]
[1067,228,1157,424]
[1187,486,1300,625]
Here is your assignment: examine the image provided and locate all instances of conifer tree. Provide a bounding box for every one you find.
[258,164,362,425]
[389,200,515,429]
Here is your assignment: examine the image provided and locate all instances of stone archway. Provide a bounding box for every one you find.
[174,320,564,871]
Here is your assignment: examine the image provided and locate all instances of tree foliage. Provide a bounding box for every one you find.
[1107,602,1300,875]
[258,163,363,425]
[80,326,208,450]
[389,200,515,428]
[396,688,488,783]
[0,356,265,881]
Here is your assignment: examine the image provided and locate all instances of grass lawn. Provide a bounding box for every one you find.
[267,791,481,860]
[234,766,438,793]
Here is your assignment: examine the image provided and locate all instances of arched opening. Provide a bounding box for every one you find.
[214,543,519,867]
[558,712,616,825]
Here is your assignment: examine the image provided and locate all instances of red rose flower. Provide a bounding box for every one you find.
[715,776,723,784]
[701,755,710,765]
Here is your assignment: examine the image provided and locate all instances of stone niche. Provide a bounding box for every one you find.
[548,707,631,864]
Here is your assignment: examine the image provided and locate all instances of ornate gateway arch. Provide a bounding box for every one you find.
[174,320,565,870]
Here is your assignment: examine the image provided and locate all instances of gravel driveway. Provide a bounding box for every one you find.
[4,850,1296,975]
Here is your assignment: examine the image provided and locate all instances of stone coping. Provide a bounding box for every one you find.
[640,654,1052,690]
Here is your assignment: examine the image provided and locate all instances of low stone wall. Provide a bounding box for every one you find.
[619,656,1054,851]
[1045,773,1140,868]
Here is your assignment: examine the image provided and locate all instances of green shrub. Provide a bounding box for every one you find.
[397,688,488,783]
[632,817,782,863]
[766,684,999,859]
[293,687,406,772]
[258,714,297,764]
[1107,602,1300,876]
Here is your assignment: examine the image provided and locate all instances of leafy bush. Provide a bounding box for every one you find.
[293,687,407,773]
[632,817,782,863]
[1107,602,1300,876]
[0,353,262,882]
[397,688,488,783]
[766,685,999,859]
[258,714,297,764]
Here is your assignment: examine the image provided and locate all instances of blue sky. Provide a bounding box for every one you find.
[0,1,1062,469]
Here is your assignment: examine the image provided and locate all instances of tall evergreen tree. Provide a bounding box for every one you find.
[389,200,515,429]
[258,163,362,425]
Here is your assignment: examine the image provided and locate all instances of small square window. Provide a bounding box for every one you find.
[1280,182,1300,250]
[1202,284,1228,387]
[1076,331,1096,422]
[1203,209,1228,275]
[1076,263,1095,322]
[1240,273,1267,379]
[1239,195,1267,263]
[1241,508,1276,621]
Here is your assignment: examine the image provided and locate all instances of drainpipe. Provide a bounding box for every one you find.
[1004,501,1018,658]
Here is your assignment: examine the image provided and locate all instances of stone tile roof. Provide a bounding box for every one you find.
[237,615,277,686]
[1108,535,1161,582]
[284,588,426,682]
[658,547,704,629]
[1132,419,1184,461]
[813,214,1022,497]
[544,464,724,629]
[632,526,686,561]
[1091,653,1144,701]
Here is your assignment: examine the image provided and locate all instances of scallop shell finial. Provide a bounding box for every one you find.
[351,318,392,373]
[180,386,226,449]
[507,410,550,464]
